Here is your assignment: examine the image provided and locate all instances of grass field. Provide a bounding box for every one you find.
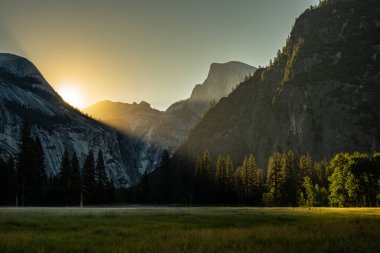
[0,207,379,253]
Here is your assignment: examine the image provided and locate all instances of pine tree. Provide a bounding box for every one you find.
[0,156,9,205]
[33,137,47,200]
[279,151,298,206]
[257,168,265,204]
[240,155,248,201]
[193,155,203,203]
[16,122,46,206]
[215,155,226,202]
[302,176,316,207]
[95,149,107,204]
[7,156,16,206]
[299,154,313,181]
[235,166,244,203]
[225,155,235,203]
[266,152,282,205]
[314,159,331,188]
[70,152,81,206]
[299,154,318,205]
[58,149,72,206]
[17,122,33,206]
[239,154,258,204]
[82,150,96,206]
[158,150,172,203]
[202,149,212,186]
[328,153,350,207]
[193,149,213,203]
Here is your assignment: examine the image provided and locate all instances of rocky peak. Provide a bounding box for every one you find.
[188,61,255,116]
[0,55,158,187]
[177,0,380,169]
[0,53,46,82]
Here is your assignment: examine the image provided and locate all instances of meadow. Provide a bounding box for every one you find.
[0,207,379,253]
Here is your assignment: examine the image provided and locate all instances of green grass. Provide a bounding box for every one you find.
[0,207,379,253]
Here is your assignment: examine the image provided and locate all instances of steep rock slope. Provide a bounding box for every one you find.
[178,0,380,168]
[85,61,255,153]
[0,53,157,187]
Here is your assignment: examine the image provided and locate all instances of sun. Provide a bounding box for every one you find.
[57,85,84,109]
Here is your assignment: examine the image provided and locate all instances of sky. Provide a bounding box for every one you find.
[0,0,319,110]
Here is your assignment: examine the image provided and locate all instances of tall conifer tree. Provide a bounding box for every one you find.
[82,150,96,205]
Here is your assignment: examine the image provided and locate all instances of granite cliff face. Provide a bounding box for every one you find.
[178,0,380,167]
[0,53,157,187]
[84,61,256,153]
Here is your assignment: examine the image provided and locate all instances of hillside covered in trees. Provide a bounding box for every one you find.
[178,0,380,169]
[127,0,380,207]
[128,149,380,207]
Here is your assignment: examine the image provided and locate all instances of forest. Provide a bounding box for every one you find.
[131,149,380,207]
[0,122,379,207]
[0,122,116,206]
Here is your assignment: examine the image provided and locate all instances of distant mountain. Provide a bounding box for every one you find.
[171,61,256,117]
[0,53,157,187]
[177,0,380,168]
[84,61,256,153]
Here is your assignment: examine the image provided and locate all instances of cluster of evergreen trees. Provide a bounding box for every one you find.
[0,122,116,206]
[132,149,380,207]
[2,122,379,207]
[0,123,46,206]
[48,148,114,206]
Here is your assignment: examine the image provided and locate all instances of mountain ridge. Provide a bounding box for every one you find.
[0,53,158,187]
[176,0,380,168]
[84,61,256,154]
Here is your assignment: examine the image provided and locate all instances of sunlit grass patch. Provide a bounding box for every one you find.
[0,207,379,253]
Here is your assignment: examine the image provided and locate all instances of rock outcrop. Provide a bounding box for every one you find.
[178,0,380,168]
[84,61,256,154]
[0,53,157,187]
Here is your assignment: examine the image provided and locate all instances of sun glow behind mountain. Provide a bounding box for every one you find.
[58,85,84,109]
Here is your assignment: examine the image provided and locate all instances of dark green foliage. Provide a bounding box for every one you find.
[238,154,259,204]
[1,156,17,205]
[279,151,299,206]
[58,149,72,206]
[328,152,380,207]
[193,149,214,203]
[215,155,226,202]
[70,152,82,206]
[55,149,83,206]
[1,123,118,206]
[82,150,96,205]
[266,153,282,205]
[214,155,236,203]
[224,156,236,203]
[95,150,107,204]
[16,122,47,206]
[158,150,173,203]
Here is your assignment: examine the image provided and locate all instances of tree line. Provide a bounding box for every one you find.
[0,122,117,206]
[1,123,379,207]
[131,149,380,207]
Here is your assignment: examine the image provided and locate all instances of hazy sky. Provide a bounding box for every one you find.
[0,0,318,110]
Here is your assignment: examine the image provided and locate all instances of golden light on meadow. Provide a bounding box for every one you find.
[57,85,84,109]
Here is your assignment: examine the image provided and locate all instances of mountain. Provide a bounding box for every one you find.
[0,53,157,187]
[177,0,380,168]
[84,61,256,153]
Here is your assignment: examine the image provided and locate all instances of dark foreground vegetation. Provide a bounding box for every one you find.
[130,149,380,207]
[0,207,379,253]
[1,122,379,208]
[0,122,118,207]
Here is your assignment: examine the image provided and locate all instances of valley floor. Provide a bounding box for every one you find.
[0,207,379,253]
